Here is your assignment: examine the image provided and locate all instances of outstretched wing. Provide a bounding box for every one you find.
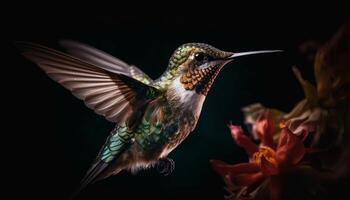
[16,42,161,123]
[59,40,154,85]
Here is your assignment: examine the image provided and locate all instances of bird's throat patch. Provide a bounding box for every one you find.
[180,65,223,96]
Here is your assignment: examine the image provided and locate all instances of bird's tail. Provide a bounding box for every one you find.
[69,161,109,200]
[69,127,129,199]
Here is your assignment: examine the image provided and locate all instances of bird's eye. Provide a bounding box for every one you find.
[194,52,205,62]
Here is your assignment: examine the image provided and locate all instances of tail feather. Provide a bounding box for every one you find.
[69,124,131,199]
[70,161,108,199]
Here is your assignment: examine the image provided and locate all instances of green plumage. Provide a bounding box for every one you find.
[100,124,134,163]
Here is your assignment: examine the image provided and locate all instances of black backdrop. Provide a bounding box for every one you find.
[4,7,348,200]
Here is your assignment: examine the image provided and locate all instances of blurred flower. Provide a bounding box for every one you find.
[314,19,350,106]
[211,113,307,200]
[211,19,350,200]
[242,104,284,140]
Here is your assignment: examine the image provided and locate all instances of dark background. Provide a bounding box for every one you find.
[4,7,348,200]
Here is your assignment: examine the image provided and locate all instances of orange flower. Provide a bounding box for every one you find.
[211,113,306,199]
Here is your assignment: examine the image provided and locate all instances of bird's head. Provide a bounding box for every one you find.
[160,43,280,95]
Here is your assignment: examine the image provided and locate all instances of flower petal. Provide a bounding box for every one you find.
[285,108,327,143]
[242,104,285,140]
[292,66,318,105]
[260,156,279,176]
[276,128,306,167]
[283,99,310,120]
[315,20,350,105]
[228,124,259,155]
[254,112,275,148]
[231,172,265,186]
[210,160,260,177]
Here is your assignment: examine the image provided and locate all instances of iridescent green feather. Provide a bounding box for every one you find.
[100,123,134,163]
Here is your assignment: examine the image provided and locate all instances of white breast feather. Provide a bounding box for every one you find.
[170,77,205,118]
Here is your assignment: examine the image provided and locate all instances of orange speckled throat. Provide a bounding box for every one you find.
[180,63,225,96]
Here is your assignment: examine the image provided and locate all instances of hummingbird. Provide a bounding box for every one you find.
[16,41,280,195]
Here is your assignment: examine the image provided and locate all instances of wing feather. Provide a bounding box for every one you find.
[16,42,160,124]
[60,40,154,85]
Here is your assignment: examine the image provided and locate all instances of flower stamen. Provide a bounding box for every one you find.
[253,146,278,170]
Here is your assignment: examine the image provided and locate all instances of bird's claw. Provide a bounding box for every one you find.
[156,157,175,176]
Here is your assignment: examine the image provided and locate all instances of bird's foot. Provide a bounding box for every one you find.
[156,157,175,176]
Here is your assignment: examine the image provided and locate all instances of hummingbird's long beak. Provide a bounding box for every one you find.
[226,50,283,60]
